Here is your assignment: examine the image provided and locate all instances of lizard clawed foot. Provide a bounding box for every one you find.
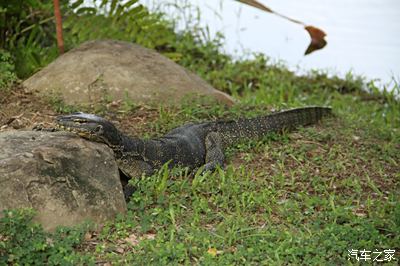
[199,162,224,175]
[32,123,58,132]
[123,184,136,202]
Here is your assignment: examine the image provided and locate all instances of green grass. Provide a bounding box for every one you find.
[1,1,399,264]
[2,84,399,264]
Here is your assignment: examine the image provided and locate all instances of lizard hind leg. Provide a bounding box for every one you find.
[203,132,225,172]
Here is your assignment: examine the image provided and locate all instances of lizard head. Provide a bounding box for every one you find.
[56,112,122,146]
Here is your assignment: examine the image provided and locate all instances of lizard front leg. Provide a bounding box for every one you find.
[203,132,225,172]
[117,158,154,201]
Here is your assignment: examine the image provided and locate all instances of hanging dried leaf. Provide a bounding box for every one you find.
[235,0,327,55]
[236,0,273,13]
[304,26,327,55]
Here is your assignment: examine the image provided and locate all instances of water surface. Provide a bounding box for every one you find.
[144,0,400,86]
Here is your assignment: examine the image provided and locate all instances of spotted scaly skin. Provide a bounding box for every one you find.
[56,106,332,198]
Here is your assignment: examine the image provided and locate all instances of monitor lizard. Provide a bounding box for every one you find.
[56,106,332,199]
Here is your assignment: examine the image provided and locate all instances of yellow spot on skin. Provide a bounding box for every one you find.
[78,132,88,137]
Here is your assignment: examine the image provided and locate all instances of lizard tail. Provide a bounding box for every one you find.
[215,106,332,145]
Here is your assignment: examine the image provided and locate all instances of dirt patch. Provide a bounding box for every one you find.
[0,85,57,131]
[0,85,160,136]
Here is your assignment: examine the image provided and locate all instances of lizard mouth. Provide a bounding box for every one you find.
[56,113,105,141]
[56,112,122,146]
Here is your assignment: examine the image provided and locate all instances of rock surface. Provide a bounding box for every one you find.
[23,40,234,106]
[0,130,126,231]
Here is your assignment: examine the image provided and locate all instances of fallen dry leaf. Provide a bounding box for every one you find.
[84,232,93,241]
[143,233,156,240]
[125,233,139,246]
[115,247,125,254]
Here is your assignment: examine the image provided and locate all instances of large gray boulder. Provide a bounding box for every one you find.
[23,40,235,106]
[0,130,126,231]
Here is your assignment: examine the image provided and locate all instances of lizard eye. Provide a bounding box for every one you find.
[95,125,103,133]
